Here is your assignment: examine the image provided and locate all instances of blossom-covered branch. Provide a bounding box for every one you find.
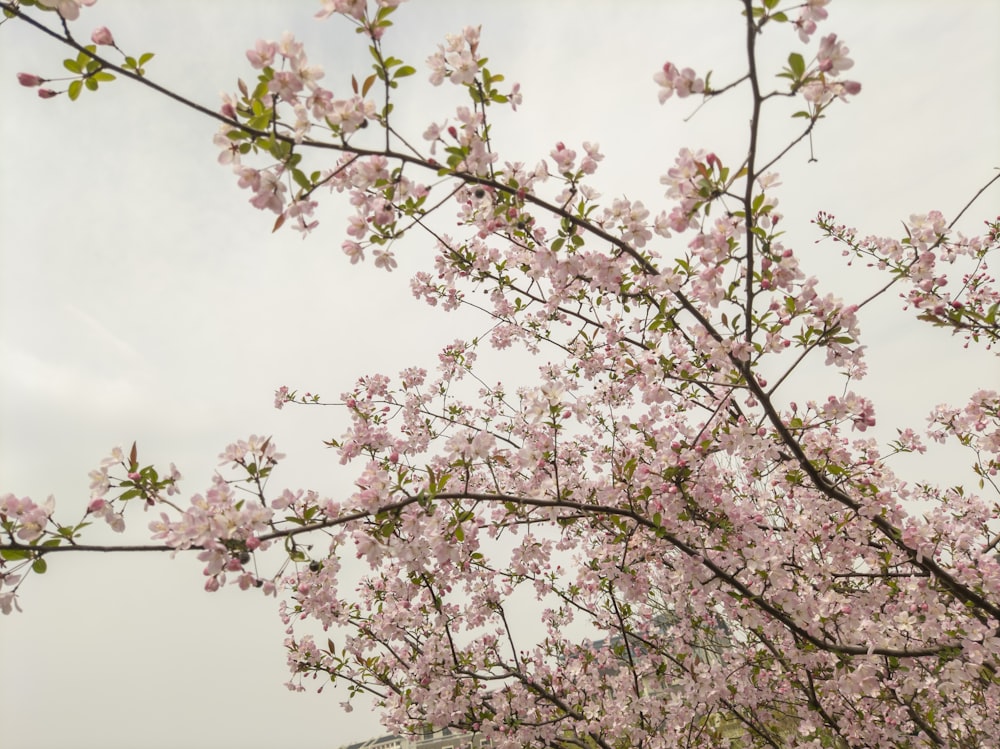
[4,0,1000,746]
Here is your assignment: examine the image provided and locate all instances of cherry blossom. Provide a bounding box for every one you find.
[653,61,705,103]
[794,0,831,42]
[816,33,854,73]
[37,0,95,21]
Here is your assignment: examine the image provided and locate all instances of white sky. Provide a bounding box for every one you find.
[1,2,998,748]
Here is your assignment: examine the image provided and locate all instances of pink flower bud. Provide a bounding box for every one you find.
[87,498,107,513]
[91,26,115,46]
[37,89,59,99]
[18,72,44,87]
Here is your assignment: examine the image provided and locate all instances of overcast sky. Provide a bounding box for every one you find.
[1,2,998,748]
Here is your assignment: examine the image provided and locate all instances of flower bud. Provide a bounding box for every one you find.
[18,72,44,87]
[91,26,115,46]
[37,89,59,99]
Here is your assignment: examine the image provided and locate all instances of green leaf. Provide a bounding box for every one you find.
[788,52,805,79]
[68,79,83,101]
[138,52,155,65]
[292,169,312,191]
[33,557,48,574]
[393,65,416,79]
[0,548,32,561]
[63,59,82,75]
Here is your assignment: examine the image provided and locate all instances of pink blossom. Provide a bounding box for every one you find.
[38,0,96,21]
[579,141,603,175]
[445,49,477,85]
[213,129,241,166]
[794,0,829,41]
[246,40,277,69]
[268,71,304,101]
[549,142,576,173]
[342,240,365,264]
[315,0,367,21]
[372,248,397,271]
[274,385,290,410]
[508,82,522,110]
[248,170,287,214]
[87,498,107,513]
[325,96,374,134]
[817,33,854,74]
[653,62,704,103]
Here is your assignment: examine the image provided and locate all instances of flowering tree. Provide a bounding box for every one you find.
[3,0,1000,747]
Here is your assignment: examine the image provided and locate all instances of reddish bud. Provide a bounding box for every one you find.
[37,88,59,99]
[18,72,44,87]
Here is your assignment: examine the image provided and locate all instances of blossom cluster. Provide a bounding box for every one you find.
[653,62,705,103]
[793,0,831,41]
[817,210,1000,347]
[149,473,275,592]
[0,493,54,543]
[654,10,859,114]
[426,26,481,86]
[212,7,518,242]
